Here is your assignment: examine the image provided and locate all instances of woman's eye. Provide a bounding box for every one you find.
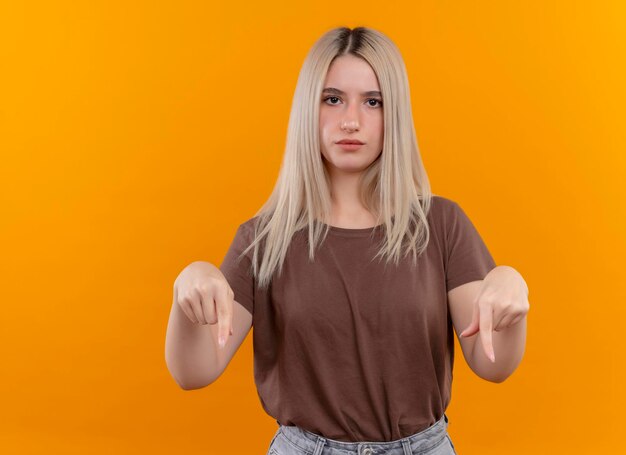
[322,96,383,108]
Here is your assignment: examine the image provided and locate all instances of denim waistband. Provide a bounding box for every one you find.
[276,413,449,455]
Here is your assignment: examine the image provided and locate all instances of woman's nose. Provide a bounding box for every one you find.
[341,119,359,131]
[341,103,360,131]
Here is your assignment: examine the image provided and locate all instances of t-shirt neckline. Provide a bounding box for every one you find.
[319,222,385,237]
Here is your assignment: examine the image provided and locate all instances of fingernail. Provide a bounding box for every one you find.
[490,352,495,363]
[218,335,225,348]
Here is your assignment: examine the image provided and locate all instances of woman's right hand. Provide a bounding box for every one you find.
[173,261,234,347]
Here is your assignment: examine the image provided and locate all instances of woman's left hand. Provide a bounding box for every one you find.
[460,266,530,362]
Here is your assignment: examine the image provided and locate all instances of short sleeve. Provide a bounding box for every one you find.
[445,201,497,292]
[219,222,255,316]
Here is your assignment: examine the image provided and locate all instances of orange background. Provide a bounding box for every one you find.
[1,1,624,454]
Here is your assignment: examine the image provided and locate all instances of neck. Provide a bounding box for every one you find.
[325,167,377,227]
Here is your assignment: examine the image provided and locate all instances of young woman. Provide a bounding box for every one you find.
[165,26,529,455]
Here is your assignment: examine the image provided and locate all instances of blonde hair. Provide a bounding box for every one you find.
[241,26,433,289]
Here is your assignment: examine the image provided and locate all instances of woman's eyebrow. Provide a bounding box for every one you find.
[322,87,382,97]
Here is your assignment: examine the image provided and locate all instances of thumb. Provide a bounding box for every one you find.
[460,302,480,337]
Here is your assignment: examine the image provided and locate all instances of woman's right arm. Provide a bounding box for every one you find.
[164,261,248,390]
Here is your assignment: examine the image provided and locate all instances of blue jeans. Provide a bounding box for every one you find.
[266,413,458,455]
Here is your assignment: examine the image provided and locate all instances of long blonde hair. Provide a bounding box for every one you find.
[241,26,433,289]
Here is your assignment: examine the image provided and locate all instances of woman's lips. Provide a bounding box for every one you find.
[337,143,364,151]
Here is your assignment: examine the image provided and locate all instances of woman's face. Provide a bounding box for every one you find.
[319,54,384,176]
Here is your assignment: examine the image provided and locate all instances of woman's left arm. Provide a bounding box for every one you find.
[460,265,530,383]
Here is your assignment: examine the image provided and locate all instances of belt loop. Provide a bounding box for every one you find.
[312,435,326,455]
[401,438,412,455]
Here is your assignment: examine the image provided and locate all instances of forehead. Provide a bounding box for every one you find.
[323,55,380,92]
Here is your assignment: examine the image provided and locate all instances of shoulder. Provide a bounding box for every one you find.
[237,215,261,235]
[428,194,461,222]
[224,216,260,253]
[430,193,459,208]
[233,216,265,255]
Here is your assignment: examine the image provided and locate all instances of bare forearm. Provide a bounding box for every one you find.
[165,295,220,390]
[471,314,527,383]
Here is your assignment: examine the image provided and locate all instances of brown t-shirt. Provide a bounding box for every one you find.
[219,195,496,442]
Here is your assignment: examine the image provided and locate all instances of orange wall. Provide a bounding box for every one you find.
[1,1,624,453]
